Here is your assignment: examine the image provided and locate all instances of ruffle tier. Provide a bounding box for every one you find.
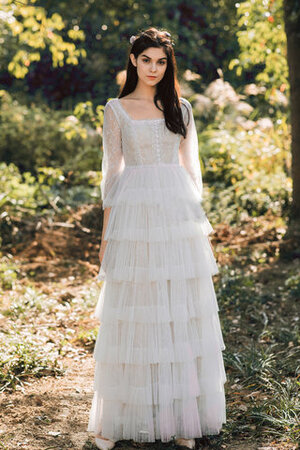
[102,163,202,209]
[88,345,226,441]
[93,314,225,365]
[88,163,226,442]
[95,277,220,324]
[97,164,217,282]
[98,235,218,282]
[88,391,226,442]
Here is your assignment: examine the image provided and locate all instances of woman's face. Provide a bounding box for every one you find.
[130,47,168,86]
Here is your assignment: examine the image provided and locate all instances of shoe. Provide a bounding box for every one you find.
[95,436,116,450]
[175,438,196,449]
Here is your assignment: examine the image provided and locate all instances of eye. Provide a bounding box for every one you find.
[142,58,166,65]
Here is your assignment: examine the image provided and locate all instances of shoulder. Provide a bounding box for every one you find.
[103,98,122,127]
[179,97,192,126]
[179,97,192,110]
[179,97,192,108]
[104,97,118,110]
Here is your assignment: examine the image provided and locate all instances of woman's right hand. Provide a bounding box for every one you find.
[98,240,107,264]
[99,207,111,264]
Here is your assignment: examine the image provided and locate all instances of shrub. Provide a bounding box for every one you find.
[0,91,102,174]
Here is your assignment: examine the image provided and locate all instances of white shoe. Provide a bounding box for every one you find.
[175,438,196,449]
[95,436,116,450]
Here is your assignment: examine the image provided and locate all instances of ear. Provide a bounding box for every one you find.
[130,53,137,67]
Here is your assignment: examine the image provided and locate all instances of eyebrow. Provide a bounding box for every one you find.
[141,54,167,60]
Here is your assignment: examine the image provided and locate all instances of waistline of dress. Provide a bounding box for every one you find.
[124,163,181,169]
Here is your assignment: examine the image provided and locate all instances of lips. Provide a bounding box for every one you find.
[147,76,157,79]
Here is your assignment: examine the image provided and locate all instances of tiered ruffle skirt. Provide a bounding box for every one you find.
[87,164,226,442]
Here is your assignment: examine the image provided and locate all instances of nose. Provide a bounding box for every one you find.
[150,63,157,72]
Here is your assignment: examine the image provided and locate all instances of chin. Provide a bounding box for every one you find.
[145,78,160,85]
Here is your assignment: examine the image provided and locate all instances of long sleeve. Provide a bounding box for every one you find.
[100,102,124,209]
[179,99,203,198]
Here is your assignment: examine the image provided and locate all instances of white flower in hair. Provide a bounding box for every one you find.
[130,35,136,45]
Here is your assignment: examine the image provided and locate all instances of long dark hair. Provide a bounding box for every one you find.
[119,27,189,138]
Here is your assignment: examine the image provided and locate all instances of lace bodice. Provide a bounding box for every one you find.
[100,97,203,208]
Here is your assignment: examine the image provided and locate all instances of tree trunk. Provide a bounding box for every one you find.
[282,1,300,256]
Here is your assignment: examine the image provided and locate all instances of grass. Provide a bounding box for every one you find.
[0,278,100,392]
[0,329,64,392]
[211,261,300,447]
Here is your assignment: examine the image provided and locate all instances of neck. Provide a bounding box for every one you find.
[132,80,156,100]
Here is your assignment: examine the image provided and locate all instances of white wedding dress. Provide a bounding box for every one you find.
[87,97,226,442]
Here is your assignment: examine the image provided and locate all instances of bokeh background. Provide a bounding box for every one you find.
[0,1,299,449]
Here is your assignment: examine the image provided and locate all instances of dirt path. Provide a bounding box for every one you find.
[0,355,98,449]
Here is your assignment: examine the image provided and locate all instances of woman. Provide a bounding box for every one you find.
[87,27,226,450]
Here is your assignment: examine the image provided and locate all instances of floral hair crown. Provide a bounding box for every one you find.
[129,31,174,46]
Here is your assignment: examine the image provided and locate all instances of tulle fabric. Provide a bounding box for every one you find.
[97,164,217,283]
[87,163,227,442]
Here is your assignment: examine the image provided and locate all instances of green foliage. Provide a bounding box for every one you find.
[200,120,290,185]
[0,161,101,230]
[285,273,300,299]
[224,343,277,385]
[73,101,104,130]
[75,327,98,349]
[0,161,42,216]
[0,91,102,173]
[230,0,288,97]
[0,281,99,392]
[200,123,292,224]
[0,161,76,226]
[0,160,102,249]
[5,286,48,317]
[2,0,240,107]
[1,0,86,78]
[0,255,19,290]
[215,265,300,444]
[250,377,300,440]
[186,80,292,224]
[0,329,64,392]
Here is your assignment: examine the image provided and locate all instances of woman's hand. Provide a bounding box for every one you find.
[99,207,111,264]
[98,240,107,264]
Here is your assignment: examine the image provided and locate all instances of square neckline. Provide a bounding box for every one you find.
[117,98,165,122]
